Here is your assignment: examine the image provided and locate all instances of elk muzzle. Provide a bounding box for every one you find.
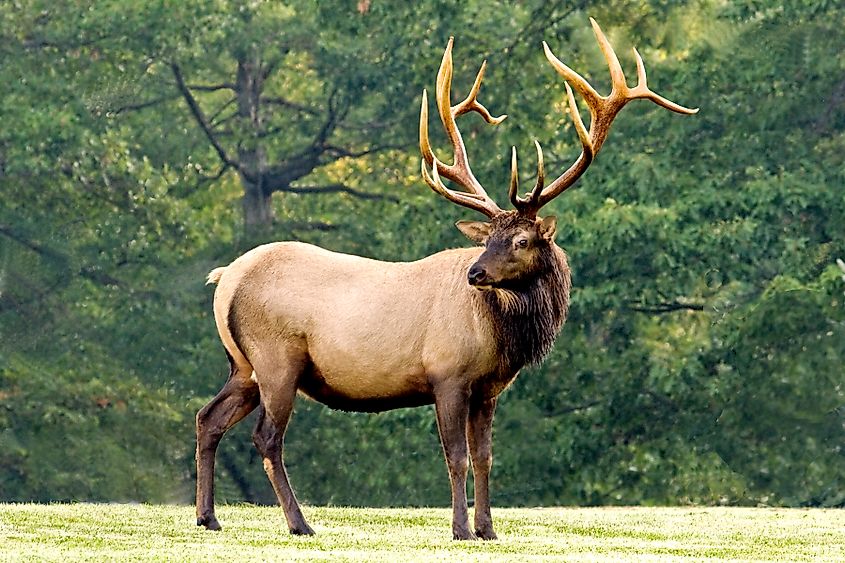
[467,264,488,286]
[467,249,510,288]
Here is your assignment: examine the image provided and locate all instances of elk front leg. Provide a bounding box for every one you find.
[196,371,259,530]
[434,385,475,540]
[468,396,497,540]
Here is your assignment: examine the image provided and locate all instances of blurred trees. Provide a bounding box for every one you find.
[0,0,842,507]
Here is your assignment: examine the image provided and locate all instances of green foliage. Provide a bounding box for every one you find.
[1,0,842,508]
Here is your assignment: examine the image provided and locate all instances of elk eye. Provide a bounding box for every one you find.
[515,238,529,249]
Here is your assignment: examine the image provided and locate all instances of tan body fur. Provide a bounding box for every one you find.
[196,229,570,541]
[213,241,506,410]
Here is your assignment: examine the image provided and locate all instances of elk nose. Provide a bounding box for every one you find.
[468,265,487,285]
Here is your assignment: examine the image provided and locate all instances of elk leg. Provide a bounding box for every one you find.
[251,352,314,535]
[196,370,259,530]
[433,385,475,540]
[468,396,498,540]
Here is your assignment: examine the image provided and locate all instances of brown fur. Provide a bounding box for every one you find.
[196,217,570,540]
[477,213,570,375]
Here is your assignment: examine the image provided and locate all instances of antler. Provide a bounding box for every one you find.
[419,37,507,218]
[511,18,698,215]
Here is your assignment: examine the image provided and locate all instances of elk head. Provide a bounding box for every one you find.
[419,19,698,290]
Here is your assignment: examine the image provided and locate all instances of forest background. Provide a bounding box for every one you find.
[1,0,843,509]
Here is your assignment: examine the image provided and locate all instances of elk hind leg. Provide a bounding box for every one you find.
[196,359,259,530]
[251,348,313,535]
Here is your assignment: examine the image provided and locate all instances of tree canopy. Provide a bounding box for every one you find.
[1,0,843,507]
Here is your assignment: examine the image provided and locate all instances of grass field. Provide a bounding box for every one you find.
[1,503,843,561]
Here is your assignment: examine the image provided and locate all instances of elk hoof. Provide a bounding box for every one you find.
[453,527,478,541]
[289,523,315,536]
[197,514,222,531]
[475,528,498,540]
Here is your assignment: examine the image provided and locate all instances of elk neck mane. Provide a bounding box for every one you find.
[480,245,571,373]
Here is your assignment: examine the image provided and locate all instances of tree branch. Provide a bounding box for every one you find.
[190,164,233,192]
[257,89,406,195]
[261,95,398,133]
[0,269,68,315]
[78,266,122,286]
[0,224,67,264]
[281,183,398,202]
[20,31,114,51]
[0,224,121,286]
[187,82,236,92]
[110,95,179,115]
[261,96,321,117]
[171,63,242,172]
[207,97,237,126]
[495,2,587,62]
[262,148,321,193]
[323,142,409,159]
[627,300,705,314]
[313,88,342,148]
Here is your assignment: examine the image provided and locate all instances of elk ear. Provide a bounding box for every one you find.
[455,220,491,244]
[538,215,557,242]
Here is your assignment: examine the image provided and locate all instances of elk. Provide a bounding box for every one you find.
[196,19,697,540]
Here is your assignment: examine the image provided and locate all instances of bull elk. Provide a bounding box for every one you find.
[196,19,697,540]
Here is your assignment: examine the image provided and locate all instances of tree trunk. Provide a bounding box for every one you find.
[241,173,273,234]
[236,57,273,237]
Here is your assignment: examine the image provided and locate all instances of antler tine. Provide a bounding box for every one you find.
[531,19,697,211]
[590,17,628,98]
[508,146,519,205]
[419,89,435,165]
[530,140,545,205]
[419,37,506,218]
[564,82,593,153]
[542,41,602,112]
[630,46,699,115]
[453,60,508,124]
[420,158,498,218]
[510,140,547,211]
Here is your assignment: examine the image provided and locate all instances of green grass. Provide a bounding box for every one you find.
[1,504,843,561]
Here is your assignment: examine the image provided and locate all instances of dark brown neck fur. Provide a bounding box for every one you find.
[482,245,571,374]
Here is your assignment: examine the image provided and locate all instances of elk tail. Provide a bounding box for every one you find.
[206,267,227,285]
